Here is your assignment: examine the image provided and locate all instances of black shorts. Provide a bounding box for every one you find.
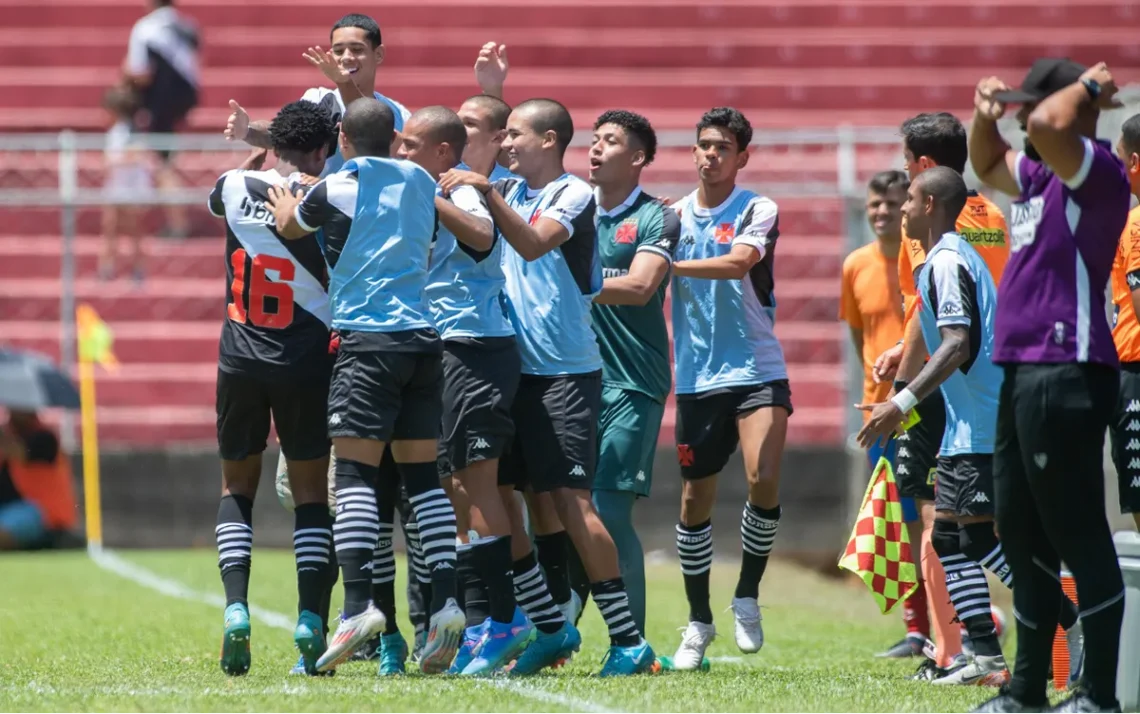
[499,371,601,493]
[1109,364,1140,514]
[437,337,520,476]
[894,382,944,502]
[215,366,330,462]
[327,348,443,443]
[934,454,995,517]
[675,380,793,480]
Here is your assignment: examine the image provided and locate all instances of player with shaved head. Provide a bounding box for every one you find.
[397,106,536,675]
[440,99,655,676]
[859,166,1010,687]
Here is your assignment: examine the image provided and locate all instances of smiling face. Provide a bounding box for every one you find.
[501,107,551,178]
[900,179,932,240]
[866,183,906,240]
[329,26,383,91]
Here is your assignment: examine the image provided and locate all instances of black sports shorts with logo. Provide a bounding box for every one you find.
[893,380,943,502]
[674,380,793,481]
[326,329,443,443]
[1110,363,1140,514]
[499,370,601,493]
[934,453,995,517]
[437,337,520,476]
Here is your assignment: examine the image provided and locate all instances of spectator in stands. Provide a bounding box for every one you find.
[0,410,78,550]
[121,0,200,239]
[100,85,153,285]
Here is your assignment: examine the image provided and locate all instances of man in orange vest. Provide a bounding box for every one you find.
[0,410,77,550]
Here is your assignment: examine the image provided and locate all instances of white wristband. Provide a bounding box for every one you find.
[891,388,919,414]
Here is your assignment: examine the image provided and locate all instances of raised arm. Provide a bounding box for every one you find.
[1026,63,1118,186]
[968,77,1020,196]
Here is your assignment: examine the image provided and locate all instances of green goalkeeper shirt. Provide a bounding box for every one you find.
[591,187,681,404]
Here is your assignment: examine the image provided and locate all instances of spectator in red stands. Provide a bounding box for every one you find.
[121,0,200,239]
[100,85,153,285]
[0,410,78,550]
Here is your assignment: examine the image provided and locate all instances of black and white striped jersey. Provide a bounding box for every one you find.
[208,168,332,377]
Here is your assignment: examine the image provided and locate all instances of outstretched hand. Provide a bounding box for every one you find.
[474,41,509,96]
[854,401,906,449]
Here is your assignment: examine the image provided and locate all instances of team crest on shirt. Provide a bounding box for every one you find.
[714,222,735,243]
[615,219,638,244]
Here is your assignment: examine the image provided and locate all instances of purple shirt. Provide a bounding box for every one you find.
[994,138,1131,366]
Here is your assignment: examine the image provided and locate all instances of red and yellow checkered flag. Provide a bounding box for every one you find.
[839,455,920,615]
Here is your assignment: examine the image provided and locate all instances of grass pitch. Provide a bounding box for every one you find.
[0,549,1023,712]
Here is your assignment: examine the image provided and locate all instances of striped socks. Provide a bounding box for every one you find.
[676,520,714,624]
[591,578,641,647]
[216,494,254,607]
[293,503,333,619]
[736,503,780,600]
[332,459,381,618]
[513,551,567,634]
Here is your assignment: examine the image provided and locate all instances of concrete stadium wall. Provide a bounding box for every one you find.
[69,446,857,564]
[67,442,1137,565]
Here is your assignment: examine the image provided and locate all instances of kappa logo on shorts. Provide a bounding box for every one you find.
[1130,458,1140,470]
[473,437,490,449]
[1129,439,1140,452]
[1132,476,1140,488]
[569,464,586,478]
[329,413,342,426]
[971,492,990,504]
[1128,421,1140,433]
[677,444,694,467]
[898,447,910,459]
[636,471,646,482]
[1128,400,1140,413]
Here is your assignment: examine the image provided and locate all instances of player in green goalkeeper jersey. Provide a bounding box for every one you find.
[587,110,681,632]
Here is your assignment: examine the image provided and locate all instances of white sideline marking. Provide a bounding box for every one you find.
[86,546,618,713]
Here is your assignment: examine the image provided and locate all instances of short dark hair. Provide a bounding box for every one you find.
[868,169,909,195]
[410,105,468,161]
[900,112,968,175]
[515,98,574,155]
[342,97,394,157]
[594,110,658,165]
[331,13,381,48]
[102,84,140,117]
[917,165,969,219]
[1122,113,1140,157]
[269,100,338,154]
[696,107,753,151]
[464,94,511,132]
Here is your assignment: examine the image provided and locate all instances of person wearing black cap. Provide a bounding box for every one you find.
[968,58,1132,713]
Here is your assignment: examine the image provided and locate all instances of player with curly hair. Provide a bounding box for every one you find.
[206,99,340,677]
[581,110,679,639]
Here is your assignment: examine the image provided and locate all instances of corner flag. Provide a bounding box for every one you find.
[75,302,117,551]
[839,456,919,615]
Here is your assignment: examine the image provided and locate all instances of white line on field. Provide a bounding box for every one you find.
[86,546,619,714]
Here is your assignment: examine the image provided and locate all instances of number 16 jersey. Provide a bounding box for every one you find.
[208,168,333,378]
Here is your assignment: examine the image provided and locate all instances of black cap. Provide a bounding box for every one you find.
[993,58,1087,104]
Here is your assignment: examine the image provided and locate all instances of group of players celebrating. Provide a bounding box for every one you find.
[209,13,787,679]
[205,10,1139,709]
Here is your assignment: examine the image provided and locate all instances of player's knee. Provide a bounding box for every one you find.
[931,518,961,558]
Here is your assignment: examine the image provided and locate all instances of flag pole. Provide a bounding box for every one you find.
[77,314,103,554]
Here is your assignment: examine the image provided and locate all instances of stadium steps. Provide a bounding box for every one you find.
[3,0,1135,30]
[8,66,1140,112]
[3,27,1139,69]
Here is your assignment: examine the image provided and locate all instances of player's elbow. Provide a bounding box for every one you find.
[1026,106,1068,143]
[467,223,494,252]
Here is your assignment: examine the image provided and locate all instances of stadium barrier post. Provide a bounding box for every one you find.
[58,129,78,455]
